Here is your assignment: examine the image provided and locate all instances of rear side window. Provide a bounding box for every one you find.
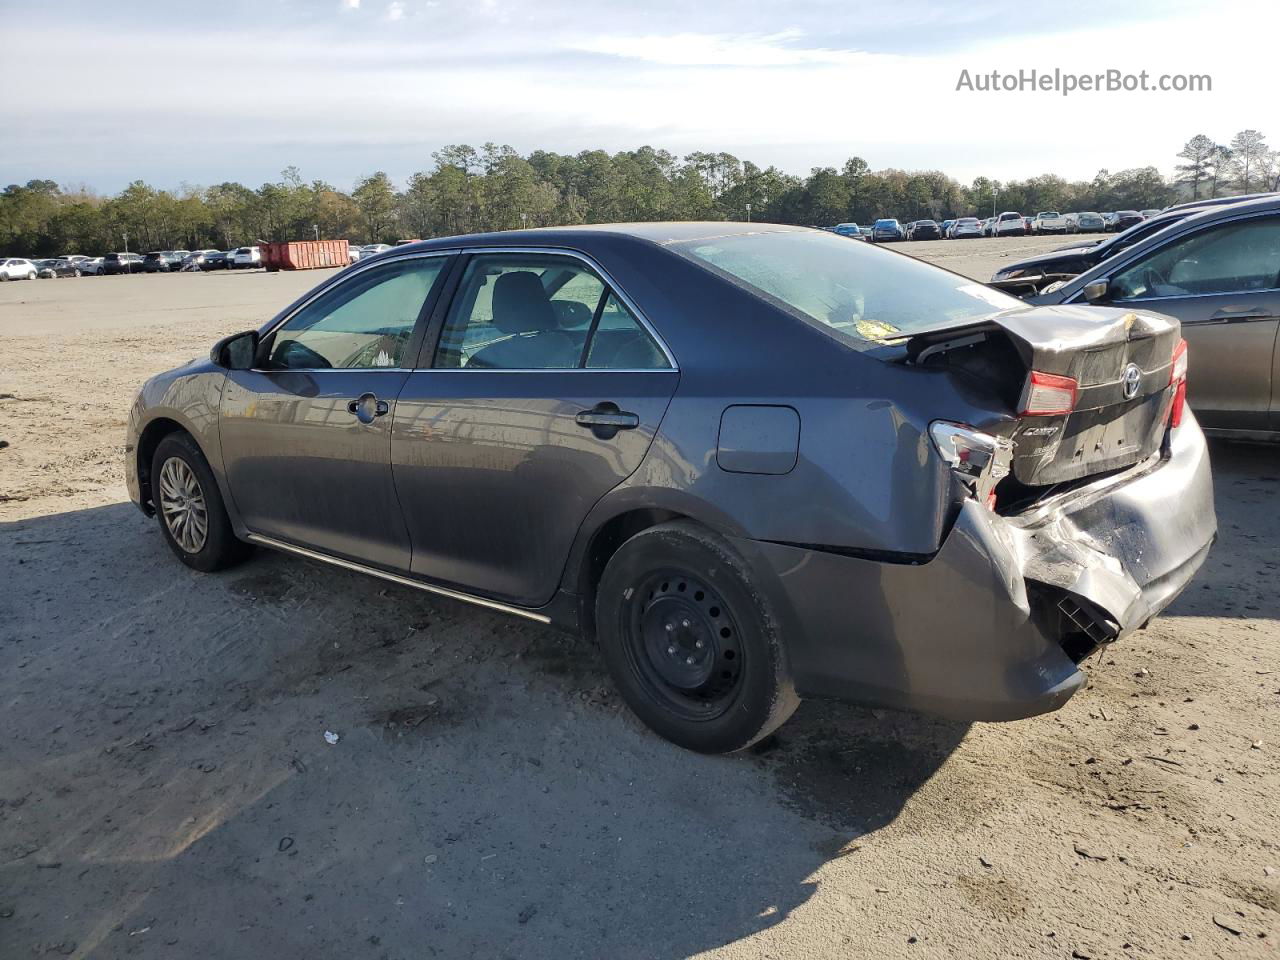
[1110,215,1280,300]
[671,229,1021,347]
[434,254,670,370]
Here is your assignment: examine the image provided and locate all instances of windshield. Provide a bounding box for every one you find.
[873,220,896,227]
[669,229,1021,349]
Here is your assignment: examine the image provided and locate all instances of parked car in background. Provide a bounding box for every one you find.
[1139,209,1161,219]
[229,246,262,269]
[948,217,983,238]
[1026,194,1280,440]
[1065,212,1106,233]
[870,218,905,242]
[359,243,393,259]
[858,226,873,239]
[833,222,864,239]
[34,258,81,278]
[1109,211,1144,232]
[1,257,39,280]
[993,211,1026,237]
[77,256,105,275]
[906,219,942,241]
[981,217,996,237]
[990,204,1214,289]
[182,249,221,270]
[198,250,228,270]
[103,252,144,275]
[143,251,186,272]
[125,221,1215,753]
[1031,212,1069,234]
[1023,216,1034,234]
[59,254,94,272]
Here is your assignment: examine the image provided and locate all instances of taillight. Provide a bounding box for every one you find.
[1019,371,1078,416]
[1169,338,1188,427]
[930,422,1013,510]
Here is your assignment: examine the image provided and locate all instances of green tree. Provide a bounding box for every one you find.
[352,171,398,242]
[1176,134,1217,200]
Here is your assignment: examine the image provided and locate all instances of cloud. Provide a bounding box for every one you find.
[342,0,360,9]
[0,0,1274,190]
[572,29,873,68]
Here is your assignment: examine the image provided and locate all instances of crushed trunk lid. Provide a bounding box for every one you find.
[909,304,1181,487]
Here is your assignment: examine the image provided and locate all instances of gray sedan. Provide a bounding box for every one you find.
[125,224,1215,752]
[1027,195,1280,440]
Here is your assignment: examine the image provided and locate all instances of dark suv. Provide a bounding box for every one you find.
[103,252,144,275]
[143,251,185,272]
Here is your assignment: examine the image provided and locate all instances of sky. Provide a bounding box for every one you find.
[0,0,1272,193]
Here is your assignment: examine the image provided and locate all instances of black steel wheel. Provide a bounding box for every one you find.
[628,569,744,720]
[595,521,798,753]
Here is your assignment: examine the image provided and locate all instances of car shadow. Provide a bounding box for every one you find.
[1161,438,1280,621]
[1,501,968,959]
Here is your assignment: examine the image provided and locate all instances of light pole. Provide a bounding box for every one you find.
[746,202,752,223]
[313,223,319,241]
[122,231,130,272]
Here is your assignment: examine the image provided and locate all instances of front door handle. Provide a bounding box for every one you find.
[575,402,639,439]
[347,393,390,424]
[1209,307,1273,322]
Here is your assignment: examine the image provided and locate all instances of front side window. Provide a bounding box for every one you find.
[266,257,445,370]
[1109,216,1280,301]
[671,229,1021,348]
[434,254,670,370]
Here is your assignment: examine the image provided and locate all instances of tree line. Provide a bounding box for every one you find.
[2,132,1275,257]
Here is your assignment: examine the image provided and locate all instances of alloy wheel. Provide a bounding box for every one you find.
[158,456,209,554]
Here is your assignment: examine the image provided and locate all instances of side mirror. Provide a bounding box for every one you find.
[211,330,259,369]
[1082,278,1111,303]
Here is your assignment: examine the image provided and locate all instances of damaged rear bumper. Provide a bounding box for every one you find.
[732,411,1216,721]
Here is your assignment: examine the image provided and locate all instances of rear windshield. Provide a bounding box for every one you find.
[874,220,896,227]
[999,213,1021,221]
[669,230,1021,350]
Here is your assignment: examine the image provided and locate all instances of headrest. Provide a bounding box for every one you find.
[492,271,556,334]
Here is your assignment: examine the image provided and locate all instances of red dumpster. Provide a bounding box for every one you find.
[260,239,350,271]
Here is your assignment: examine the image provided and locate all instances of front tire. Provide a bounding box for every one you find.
[151,432,250,572]
[595,521,798,753]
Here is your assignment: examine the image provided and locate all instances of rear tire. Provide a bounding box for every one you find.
[151,432,251,572]
[595,521,798,753]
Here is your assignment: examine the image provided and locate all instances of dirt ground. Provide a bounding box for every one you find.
[1,235,1276,960]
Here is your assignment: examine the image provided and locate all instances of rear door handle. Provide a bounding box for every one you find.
[575,402,639,439]
[1208,307,1274,322]
[347,393,390,424]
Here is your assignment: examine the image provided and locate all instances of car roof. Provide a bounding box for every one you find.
[399,221,815,256]
[1049,194,1280,297]
[1165,191,1277,212]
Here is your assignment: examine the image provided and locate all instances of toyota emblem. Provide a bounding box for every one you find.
[1121,363,1142,400]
